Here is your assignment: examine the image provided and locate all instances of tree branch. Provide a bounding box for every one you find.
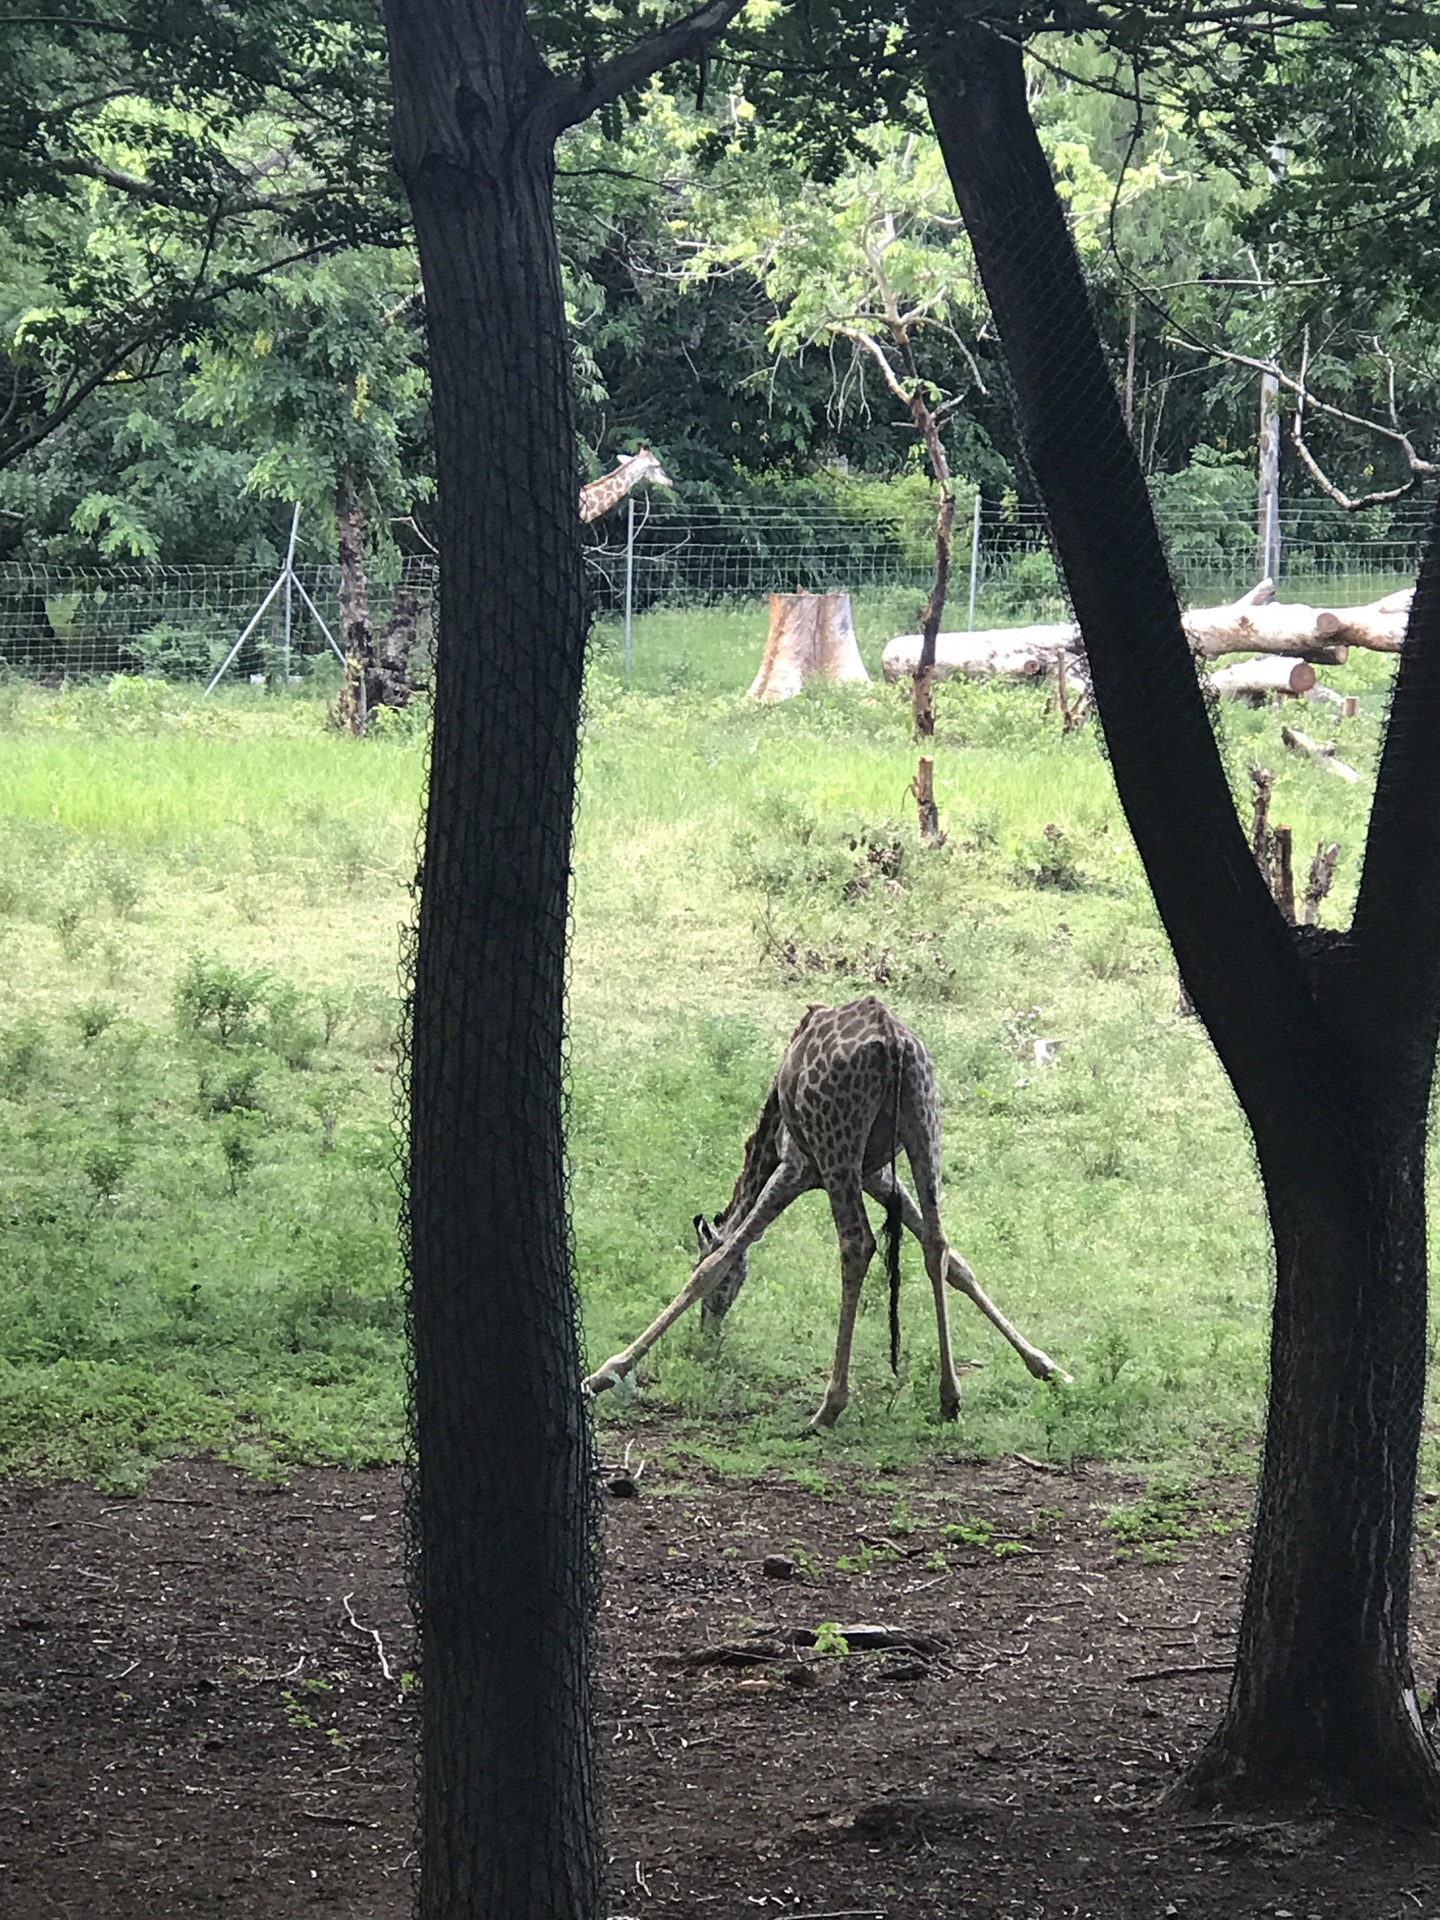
[1168,331,1439,504]
[1,145,331,213]
[552,0,748,131]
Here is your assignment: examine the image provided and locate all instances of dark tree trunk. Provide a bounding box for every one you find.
[372,582,419,709]
[335,481,375,738]
[919,13,1440,1821]
[384,12,600,1918]
[1195,1081,1433,1810]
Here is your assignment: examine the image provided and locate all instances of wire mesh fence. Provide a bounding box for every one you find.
[0,558,437,681]
[0,495,1430,679]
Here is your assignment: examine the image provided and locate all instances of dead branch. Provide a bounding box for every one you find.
[1303,842,1341,926]
[1280,725,1360,783]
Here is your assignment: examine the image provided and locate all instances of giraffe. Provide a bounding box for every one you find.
[583,996,1067,1430]
[578,447,673,524]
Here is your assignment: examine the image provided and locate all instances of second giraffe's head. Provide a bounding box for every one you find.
[694,1212,748,1332]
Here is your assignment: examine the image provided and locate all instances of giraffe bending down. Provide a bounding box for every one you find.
[583,996,1067,1430]
[578,447,673,523]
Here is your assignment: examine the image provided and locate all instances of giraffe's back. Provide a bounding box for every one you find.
[778,997,936,1175]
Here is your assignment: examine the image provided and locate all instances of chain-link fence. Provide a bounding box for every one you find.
[0,495,1430,678]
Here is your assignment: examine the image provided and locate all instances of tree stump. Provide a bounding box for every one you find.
[748,593,870,703]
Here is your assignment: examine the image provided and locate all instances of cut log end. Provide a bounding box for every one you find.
[1209,657,1317,700]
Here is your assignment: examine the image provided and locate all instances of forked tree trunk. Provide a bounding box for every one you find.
[1191,1102,1432,1810]
[921,13,1440,1822]
[386,17,600,1918]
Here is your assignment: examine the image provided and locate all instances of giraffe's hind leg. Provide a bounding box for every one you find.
[865,1169,1067,1385]
[812,1170,876,1430]
[865,1168,964,1420]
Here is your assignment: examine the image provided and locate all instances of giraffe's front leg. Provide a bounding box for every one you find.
[811,1175,875,1430]
[584,1161,811,1401]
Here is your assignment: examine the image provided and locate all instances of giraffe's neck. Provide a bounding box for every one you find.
[578,449,671,523]
[716,1084,784,1232]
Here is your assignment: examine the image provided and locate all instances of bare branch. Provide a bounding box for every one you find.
[1168,332,1439,505]
[836,327,912,406]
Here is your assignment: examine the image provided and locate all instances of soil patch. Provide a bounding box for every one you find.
[2,1448,1439,1917]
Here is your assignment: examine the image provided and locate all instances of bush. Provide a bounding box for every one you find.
[174,953,268,1046]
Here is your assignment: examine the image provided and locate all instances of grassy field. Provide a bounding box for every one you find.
[0,598,1430,1489]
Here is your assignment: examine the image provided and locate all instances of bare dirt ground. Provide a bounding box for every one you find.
[3,1444,1440,1918]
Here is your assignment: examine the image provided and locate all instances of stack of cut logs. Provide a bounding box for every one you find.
[881,579,1412,710]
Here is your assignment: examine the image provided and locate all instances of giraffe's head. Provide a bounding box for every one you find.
[629,447,673,489]
[695,1211,748,1332]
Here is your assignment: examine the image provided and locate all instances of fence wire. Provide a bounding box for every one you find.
[0,496,1429,680]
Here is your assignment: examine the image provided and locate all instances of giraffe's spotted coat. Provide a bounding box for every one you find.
[585,997,1065,1426]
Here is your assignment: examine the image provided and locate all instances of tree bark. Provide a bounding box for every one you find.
[921,12,1440,1822]
[748,592,869,702]
[1187,1102,1434,1815]
[385,13,600,1917]
[372,581,419,710]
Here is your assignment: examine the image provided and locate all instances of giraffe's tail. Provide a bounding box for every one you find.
[886,1029,905,1375]
[885,1188,903,1375]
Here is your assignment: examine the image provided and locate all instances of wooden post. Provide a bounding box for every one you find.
[1250,766,1274,865]
[1272,824,1295,924]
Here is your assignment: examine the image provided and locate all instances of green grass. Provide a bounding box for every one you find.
[0,596,1433,1488]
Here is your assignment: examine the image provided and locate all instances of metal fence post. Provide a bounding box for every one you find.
[623,494,635,678]
[967,493,982,630]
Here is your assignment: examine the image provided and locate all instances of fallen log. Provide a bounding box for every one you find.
[1180,580,1349,663]
[1316,586,1413,652]
[881,580,1413,684]
[1207,657,1317,701]
[882,624,1071,682]
[1280,724,1360,783]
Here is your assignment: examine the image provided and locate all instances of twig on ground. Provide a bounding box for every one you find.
[1125,1661,1234,1683]
[342,1592,397,1685]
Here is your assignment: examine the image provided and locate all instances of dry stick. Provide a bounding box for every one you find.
[1271,824,1296,924]
[341,1592,397,1685]
[1125,1662,1234,1684]
[1052,644,1088,732]
[1250,765,1274,865]
[912,476,955,742]
[1280,723,1361,783]
[911,755,944,848]
[1304,842,1341,927]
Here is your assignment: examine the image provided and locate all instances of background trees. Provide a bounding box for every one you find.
[5,4,1440,564]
